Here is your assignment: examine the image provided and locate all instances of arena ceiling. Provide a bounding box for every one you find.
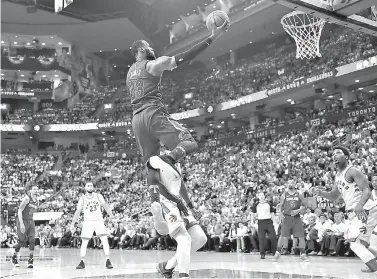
[1,0,293,61]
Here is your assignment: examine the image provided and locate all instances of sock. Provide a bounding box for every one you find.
[165,256,177,270]
[80,239,89,259]
[100,236,110,260]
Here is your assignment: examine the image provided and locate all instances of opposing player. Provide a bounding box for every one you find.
[70,182,114,269]
[313,147,377,274]
[279,180,308,261]
[148,156,207,279]
[12,184,62,268]
[127,19,229,235]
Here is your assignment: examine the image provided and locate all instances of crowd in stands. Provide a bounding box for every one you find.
[2,26,376,125]
[1,94,376,258]
[1,18,377,260]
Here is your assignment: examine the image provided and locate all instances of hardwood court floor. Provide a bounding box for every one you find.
[0,247,375,279]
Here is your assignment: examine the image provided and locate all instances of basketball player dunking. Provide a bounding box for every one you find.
[313,147,377,274]
[279,180,308,261]
[127,18,228,279]
[69,182,114,269]
[12,184,63,268]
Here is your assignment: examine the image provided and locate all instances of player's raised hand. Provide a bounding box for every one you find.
[211,20,229,41]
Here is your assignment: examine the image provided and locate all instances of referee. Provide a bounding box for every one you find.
[251,193,279,260]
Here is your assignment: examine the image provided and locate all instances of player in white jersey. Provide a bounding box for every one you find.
[148,156,206,279]
[69,182,114,269]
[313,147,377,274]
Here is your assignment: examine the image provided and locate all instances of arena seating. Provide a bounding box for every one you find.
[2,26,376,125]
[1,97,376,254]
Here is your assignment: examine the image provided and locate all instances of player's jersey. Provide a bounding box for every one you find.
[126,60,164,115]
[22,195,38,221]
[282,191,301,214]
[335,165,375,210]
[82,193,103,221]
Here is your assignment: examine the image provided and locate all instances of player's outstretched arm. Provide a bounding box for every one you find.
[312,184,340,201]
[98,194,114,219]
[147,21,229,76]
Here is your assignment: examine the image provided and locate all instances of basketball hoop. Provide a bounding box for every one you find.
[281,11,326,60]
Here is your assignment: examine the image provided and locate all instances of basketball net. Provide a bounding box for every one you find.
[281,11,326,60]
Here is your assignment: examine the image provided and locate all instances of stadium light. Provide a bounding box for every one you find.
[58,42,62,45]
[1,41,4,44]
[355,80,359,82]
[42,43,46,46]
[358,88,363,90]
[370,90,375,93]
[27,42,31,45]
[99,50,103,52]
[328,95,333,98]
[14,42,17,45]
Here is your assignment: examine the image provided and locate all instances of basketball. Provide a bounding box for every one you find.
[206,10,229,31]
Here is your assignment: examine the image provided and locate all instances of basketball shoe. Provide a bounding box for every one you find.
[156,261,174,278]
[11,254,19,267]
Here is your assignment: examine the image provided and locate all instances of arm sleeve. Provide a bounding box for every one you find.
[175,37,213,66]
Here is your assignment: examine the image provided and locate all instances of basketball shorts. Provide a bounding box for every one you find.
[160,196,199,238]
[281,215,305,237]
[132,106,195,164]
[81,219,108,240]
[17,219,36,242]
[349,206,377,246]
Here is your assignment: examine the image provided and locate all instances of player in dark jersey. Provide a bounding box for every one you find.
[11,184,63,268]
[11,185,39,268]
[279,180,308,261]
[128,21,229,237]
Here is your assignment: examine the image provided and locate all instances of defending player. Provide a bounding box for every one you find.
[148,156,207,279]
[11,184,62,268]
[313,147,377,274]
[279,180,308,261]
[127,20,229,235]
[70,182,114,270]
